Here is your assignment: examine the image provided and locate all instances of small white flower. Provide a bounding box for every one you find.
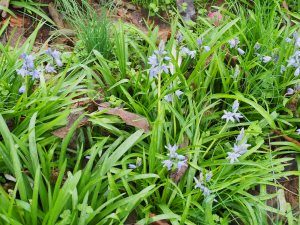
[295,67,300,77]
[162,159,173,170]
[296,128,300,135]
[236,128,245,142]
[222,110,235,122]
[165,144,179,158]
[295,37,300,48]
[128,164,137,169]
[232,112,243,122]
[232,66,240,79]
[19,85,26,94]
[280,65,286,74]
[180,47,196,58]
[232,100,240,112]
[285,88,295,96]
[227,152,240,164]
[203,46,211,52]
[148,54,158,67]
[254,42,261,51]
[228,38,240,49]
[237,48,245,55]
[233,142,250,155]
[164,94,173,102]
[285,37,292,43]
[194,176,202,189]
[262,56,272,63]
[177,160,187,170]
[205,171,213,182]
[4,174,16,182]
[175,90,184,98]
[177,155,186,160]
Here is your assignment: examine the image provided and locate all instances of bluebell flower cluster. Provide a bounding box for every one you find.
[148,41,171,79]
[287,50,300,77]
[227,128,251,163]
[194,171,212,196]
[17,49,63,94]
[45,48,63,73]
[17,53,40,79]
[162,144,187,171]
[228,37,245,55]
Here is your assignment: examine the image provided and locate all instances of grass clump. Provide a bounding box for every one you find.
[57,0,112,58]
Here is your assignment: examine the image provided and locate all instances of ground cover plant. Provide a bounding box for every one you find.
[0,0,300,224]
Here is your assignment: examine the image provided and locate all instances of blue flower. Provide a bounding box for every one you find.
[165,144,179,159]
[197,37,203,46]
[128,164,137,169]
[177,160,187,170]
[17,67,28,77]
[228,38,240,49]
[148,54,158,67]
[45,64,57,73]
[164,94,173,102]
[20,53,35,69]
[175,90,184,98]
[30,69,41,79]
[46,48,63,67]
[194,176,211,196]
[203,46,211,52]
[227,128,251,163]
[227,152,240,163]
[19,85,26,94]
[221,100,243,123]
[254,42,261,51]
[262,56,272,63]
[180,47,196,58]
[162,159,173,170]
[237,48,245,55]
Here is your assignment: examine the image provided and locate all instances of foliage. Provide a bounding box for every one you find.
[0,0,300,224]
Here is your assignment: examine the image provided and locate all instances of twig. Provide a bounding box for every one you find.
[273,130,300,147]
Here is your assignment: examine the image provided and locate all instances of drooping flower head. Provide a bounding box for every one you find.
[46,48,63,67]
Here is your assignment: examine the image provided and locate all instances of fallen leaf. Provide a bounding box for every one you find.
[115,0,171,42]
[9,16,24,27]
[48,3,65,29]
[0,0,9,18]
[170,157,188,183]
[98,103,150,133]
[52,111,89,138]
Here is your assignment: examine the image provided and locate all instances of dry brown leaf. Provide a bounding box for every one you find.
[9,16,24,27]
[149,213,170,225]
[52,111,89,138]
[48,3,65,29]
[115,0,171,42]
[98,103,150,133]
[0,0,9,18]
[170,157,188,183]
